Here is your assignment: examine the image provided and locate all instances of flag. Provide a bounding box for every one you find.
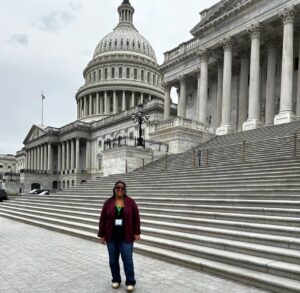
[42,93,45,100]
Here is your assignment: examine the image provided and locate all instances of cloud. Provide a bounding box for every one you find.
[7,34,28,46]
[69,1,82,12]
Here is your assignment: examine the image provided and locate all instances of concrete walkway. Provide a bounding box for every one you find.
[0,218,268,293]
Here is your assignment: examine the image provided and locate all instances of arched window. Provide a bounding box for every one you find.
[105,68,108,79]
[126,68,130,78]
[119,67,123,78]
[147,72,150,83]
[134,68,137,80]
[152,74,155,84]
[93,71,96,81]
[112,67,115,78]
[141,70,144,81]
[99,69,102,80]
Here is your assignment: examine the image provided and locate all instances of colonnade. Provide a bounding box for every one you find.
[26,143,52,172]
[78,90,153,119]
[163,6,299,135]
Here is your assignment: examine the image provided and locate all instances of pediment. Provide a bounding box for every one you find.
[23,125,47,144]
[191,0,254,36]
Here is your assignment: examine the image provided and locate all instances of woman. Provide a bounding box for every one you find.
[98,180,141,292]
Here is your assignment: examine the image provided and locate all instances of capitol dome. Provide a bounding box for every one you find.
[76,0,164,123]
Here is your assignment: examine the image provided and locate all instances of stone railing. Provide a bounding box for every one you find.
[149,117,207,133]
[163,38,200,63]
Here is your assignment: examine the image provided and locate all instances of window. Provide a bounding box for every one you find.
[93,71,96,81]
[99,69,102,80]
[141,70,144,81]
[134,69,137,80]
[98,140,102,148]
[126,68,130,78]
[129,132,134,139]
[105,68,108,79]
[147,72,150,83]
[0,165,3,168]
[119,67,123,78]
[8,165,11,169]
[112,67,115,78]
[152,74,155,84]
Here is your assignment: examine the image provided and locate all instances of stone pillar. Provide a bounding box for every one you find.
[43,144,47,172]
[140,93,144,104]
[178,76,187,118]
[238,52,250,130]
[29,149,33,170]
[100,94,104,115]
[297,33,300,118]
[84,96,88,117]
[37,146,40,171]
[275,6,296,124]
[216,61,223,128]
[243,24,263,131]
[265,44,277,126]
[216,36,233,135]
[47,143,52,173]
[113,91,118,114]
[76,138,80,172]
[198,50,209,124]
[131,92,135,108]
[71,139,75,171]
[66,140,70,172]
[89,94,93,116]
[105,91,110,115]
[122,91,126,111]
[96,92,100,115]
[164,83,171,120]
[62,142,65,172]
[86,140,91,171]
[58,144,61,173]
[77,100,80,119]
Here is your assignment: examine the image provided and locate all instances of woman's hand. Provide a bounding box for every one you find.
[134,234,141,241]
[100,237,106,244]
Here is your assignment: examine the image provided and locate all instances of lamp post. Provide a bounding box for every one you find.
[9,171,13,181]
[131,104,149,147]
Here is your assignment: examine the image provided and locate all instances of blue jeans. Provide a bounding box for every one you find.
[107,240,136,286]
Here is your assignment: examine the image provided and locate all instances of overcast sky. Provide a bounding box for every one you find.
[0,0,219,155]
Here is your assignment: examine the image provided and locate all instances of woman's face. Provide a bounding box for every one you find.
[115,183,125,198]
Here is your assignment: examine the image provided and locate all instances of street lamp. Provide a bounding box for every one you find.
[9,171,13,181]
[131,104,149,147]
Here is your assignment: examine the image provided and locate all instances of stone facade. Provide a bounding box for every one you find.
[160,0,300,135]
[0,154,16,189]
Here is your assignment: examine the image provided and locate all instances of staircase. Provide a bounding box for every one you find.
[1,122,300,292]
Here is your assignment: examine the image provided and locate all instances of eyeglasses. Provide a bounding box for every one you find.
[116,186,125,191]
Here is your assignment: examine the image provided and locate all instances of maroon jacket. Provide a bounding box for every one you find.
[98,195,141,243]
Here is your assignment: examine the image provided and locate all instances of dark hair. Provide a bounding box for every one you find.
[113,180,127,197]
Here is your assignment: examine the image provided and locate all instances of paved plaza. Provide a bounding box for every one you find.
[0,218,268,293]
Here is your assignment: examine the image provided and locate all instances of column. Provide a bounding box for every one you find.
[113,91,118,114]
[198,50,209,124]
[30,149,33,171]
[43,144,47,172]
[62,142,65,172]
[58,144,61,173]
[66,140,70,172]
[297,33,300,118]
[86,140,91,171]
[178,76,187,118]
[37,146,40,171]
[265,43,277,126]
[131,92,135,108]
[89,94,93,116]
[216,36,233,135]
[164,83,171,120]
[216,61,223,128]
[77,100,80,119]
[71,139,75,171]
[100,94,104,114]
[122,91,126,111]
[76,138,80,172]
[96,92,100,115]
[275,6,296,124]
[105,91,110,114]
[140,93,144,104]
[41,145,44,171]
[238,52,250,130]
[243,24,263,131]
[83,96,87,117]
[47,143,52,172]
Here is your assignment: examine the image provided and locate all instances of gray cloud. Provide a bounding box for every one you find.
[7,34,28,46]
[69,1,82,12]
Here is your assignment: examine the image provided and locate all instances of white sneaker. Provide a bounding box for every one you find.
[126,285,134,292]
[112,282,120,289]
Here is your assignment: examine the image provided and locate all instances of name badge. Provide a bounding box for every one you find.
[115,219,123,226]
